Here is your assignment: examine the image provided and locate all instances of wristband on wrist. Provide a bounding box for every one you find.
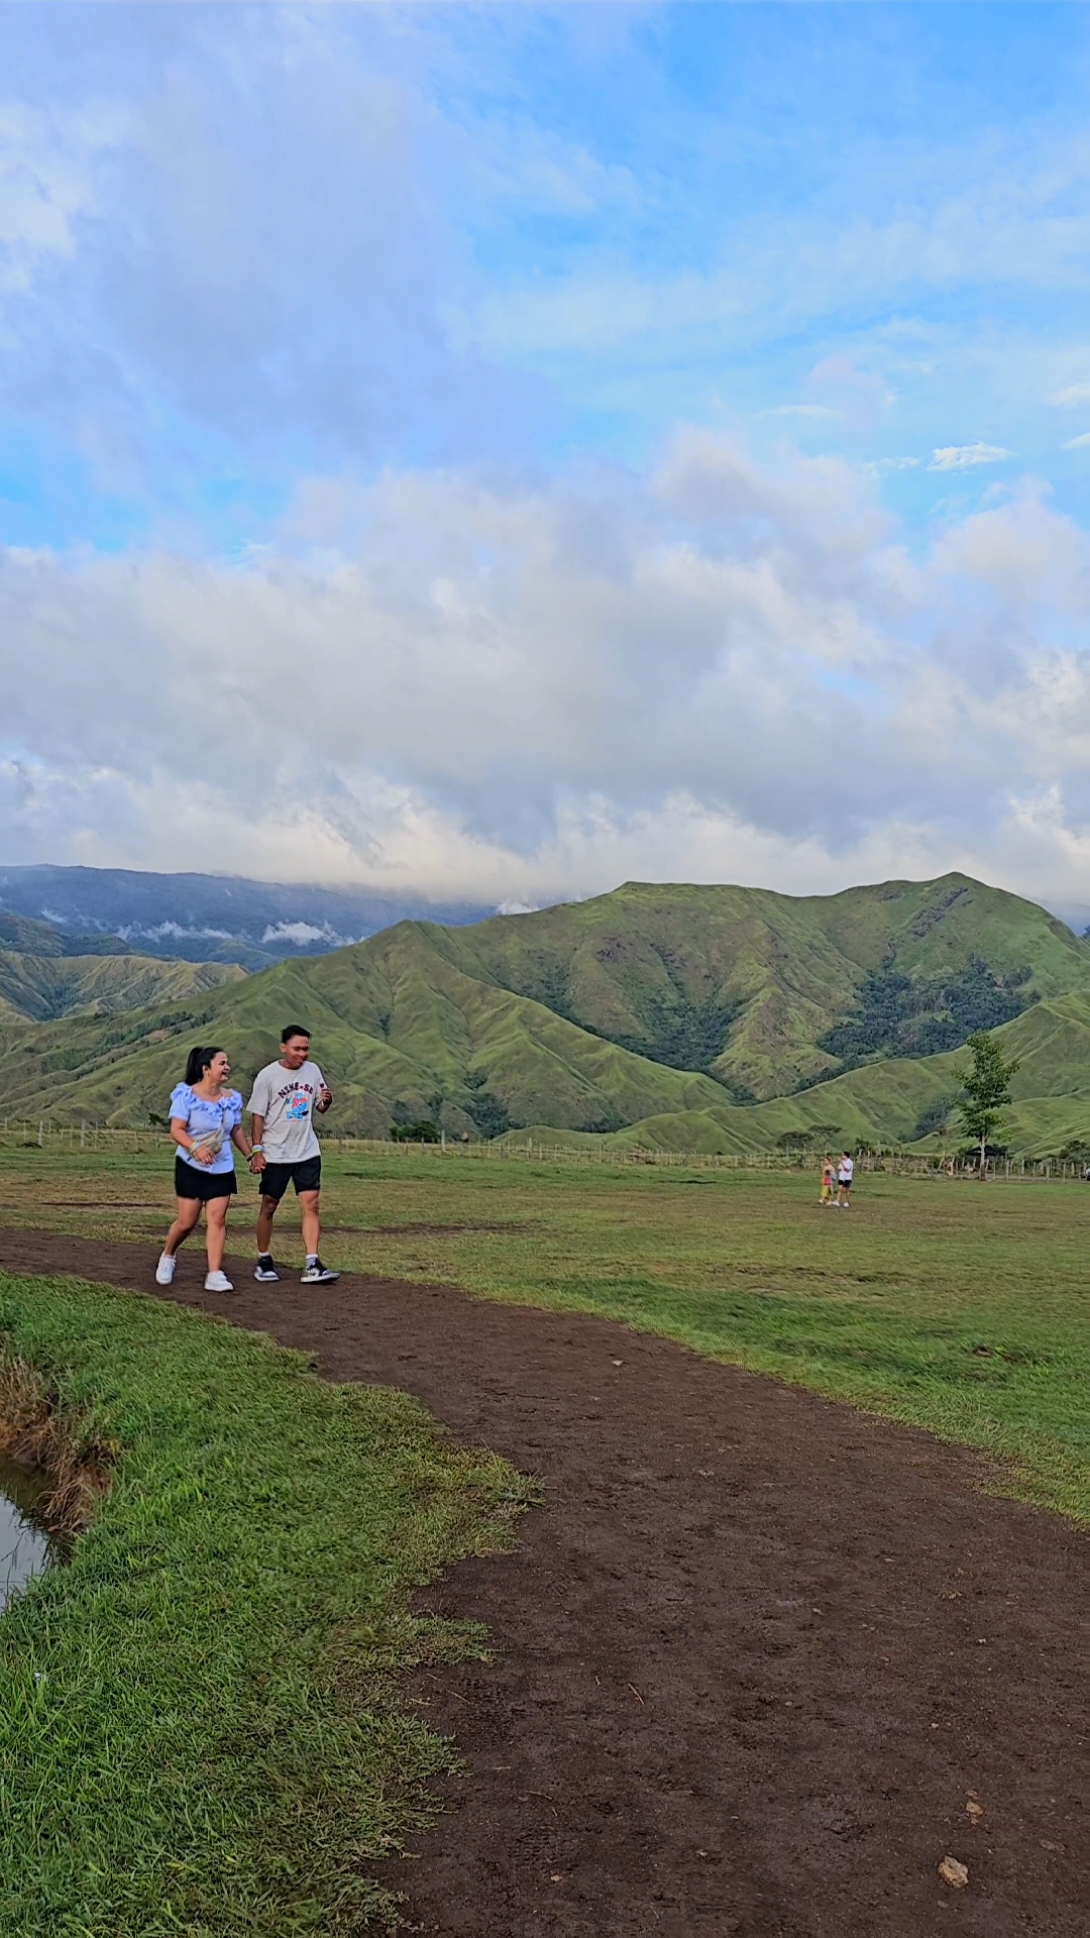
[251,1143,264,1154]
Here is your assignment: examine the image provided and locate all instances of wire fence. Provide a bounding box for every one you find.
[0,1120,1085,1183]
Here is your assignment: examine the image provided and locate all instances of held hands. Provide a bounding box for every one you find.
[249,1150,268,1173]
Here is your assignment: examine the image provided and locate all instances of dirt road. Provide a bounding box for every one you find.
[1,1231,1085,1937]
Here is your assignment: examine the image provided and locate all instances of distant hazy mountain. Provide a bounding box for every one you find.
[0,913,133,958]
[0,866,491,970]
[0,908,246,1024]
[6,871,1090,1154]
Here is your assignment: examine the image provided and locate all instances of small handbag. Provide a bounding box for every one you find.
[185,1097,227,1162]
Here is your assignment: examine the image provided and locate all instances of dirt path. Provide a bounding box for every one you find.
[2,1232,1086,1937]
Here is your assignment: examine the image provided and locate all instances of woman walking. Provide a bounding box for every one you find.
[155,1047,253,1293]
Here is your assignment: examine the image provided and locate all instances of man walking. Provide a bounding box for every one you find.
[836,1148,854,1208]
[247,1024,340,1283]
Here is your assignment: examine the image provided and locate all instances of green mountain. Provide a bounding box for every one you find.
[0,912,134,959]
[414,873,1082,1099]
[0,951,246,1026]
[3,871,1088,1154]
[0,910,246,1025]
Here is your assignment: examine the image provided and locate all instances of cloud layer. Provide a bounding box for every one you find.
[3,6,1090,919]
[4,433,1090,915]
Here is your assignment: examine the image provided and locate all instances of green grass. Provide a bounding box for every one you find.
[0,1269,530,1937]
[1,1147,1086,1927]
[5,1139,1086,1521]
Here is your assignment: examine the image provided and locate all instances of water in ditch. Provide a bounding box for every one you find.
[0,1452,55,1614]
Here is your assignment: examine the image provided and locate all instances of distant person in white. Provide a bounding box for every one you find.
[247,1024,339,1284]
[836,1150,854,1209]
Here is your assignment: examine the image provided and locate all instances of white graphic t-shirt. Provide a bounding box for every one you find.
[247,1059,326,1163]
[837,1156,855,1185]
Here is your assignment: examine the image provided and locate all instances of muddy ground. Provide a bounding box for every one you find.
[1,1230,1085,1937]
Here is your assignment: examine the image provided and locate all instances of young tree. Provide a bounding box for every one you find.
[954,1030,1020,1178]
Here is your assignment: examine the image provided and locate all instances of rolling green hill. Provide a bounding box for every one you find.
[2,872,1087,1153]
[0,912,135,958]
[428,873,1084,1098]
[0,925,726,1134]
[0,951,245,1026]
[0,910,247,1025]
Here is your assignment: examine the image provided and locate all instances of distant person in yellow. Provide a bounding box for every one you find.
[820,1157,836,1205]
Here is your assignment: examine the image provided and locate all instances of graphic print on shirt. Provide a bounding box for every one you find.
[247,1061,325,1165]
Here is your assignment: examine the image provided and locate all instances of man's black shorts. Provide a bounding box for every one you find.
[259,1155,322,1201]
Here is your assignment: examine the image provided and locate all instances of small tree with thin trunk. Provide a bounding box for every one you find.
[954,1030,1020,1178]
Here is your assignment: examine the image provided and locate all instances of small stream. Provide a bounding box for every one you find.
[0,1452,55,1614]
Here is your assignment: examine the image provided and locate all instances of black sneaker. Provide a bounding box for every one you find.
[254,1255,280,1283]
[300,1258,340,1284]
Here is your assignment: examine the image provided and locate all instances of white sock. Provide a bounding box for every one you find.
[306,1253,318,1265]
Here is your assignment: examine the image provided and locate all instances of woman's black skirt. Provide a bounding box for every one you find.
[174,1158,237,1202]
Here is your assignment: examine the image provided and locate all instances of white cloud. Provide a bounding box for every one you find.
[0,33,531,471]
[136,923,235,942]
[0,103,120,289]
[474,128,1090,374]
[1049,383,1090,405]
[766,404,837,418]
[261,920,347,946]
[1063,431,1090,450]
[458,118,640,221]
[2,434,1090,913]
[928,442,1012,471]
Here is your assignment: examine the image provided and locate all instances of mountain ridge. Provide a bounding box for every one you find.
[0,865,491,969]
[1,870,1086,1153]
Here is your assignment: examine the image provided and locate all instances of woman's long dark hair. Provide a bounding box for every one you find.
[184,1046,225,1087]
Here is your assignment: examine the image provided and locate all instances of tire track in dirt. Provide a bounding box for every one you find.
[1,1230,1085,1938]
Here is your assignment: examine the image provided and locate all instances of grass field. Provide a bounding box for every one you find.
[0,1270,528,1937]
[2,1139,1087,1523]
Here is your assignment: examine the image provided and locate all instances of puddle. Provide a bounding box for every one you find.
[0,1452,56,1613]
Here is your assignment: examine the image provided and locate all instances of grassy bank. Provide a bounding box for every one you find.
[0,1271,529,1937]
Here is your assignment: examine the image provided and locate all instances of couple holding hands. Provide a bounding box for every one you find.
[156,1023,340,1294]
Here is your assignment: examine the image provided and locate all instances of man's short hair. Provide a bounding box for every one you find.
[281,1023,311,1045]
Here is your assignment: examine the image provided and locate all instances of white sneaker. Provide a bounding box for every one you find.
[204,1270,235,1294]
[155,1253,177,1285]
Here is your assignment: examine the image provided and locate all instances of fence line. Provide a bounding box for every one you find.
[0,1120,1084,1182]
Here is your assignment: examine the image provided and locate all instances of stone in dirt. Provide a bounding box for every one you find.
[938,1856,970,1888]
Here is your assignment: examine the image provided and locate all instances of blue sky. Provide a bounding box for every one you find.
[3,3,1090,915]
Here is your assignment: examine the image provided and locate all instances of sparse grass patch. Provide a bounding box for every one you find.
[0,1270,530,1937]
